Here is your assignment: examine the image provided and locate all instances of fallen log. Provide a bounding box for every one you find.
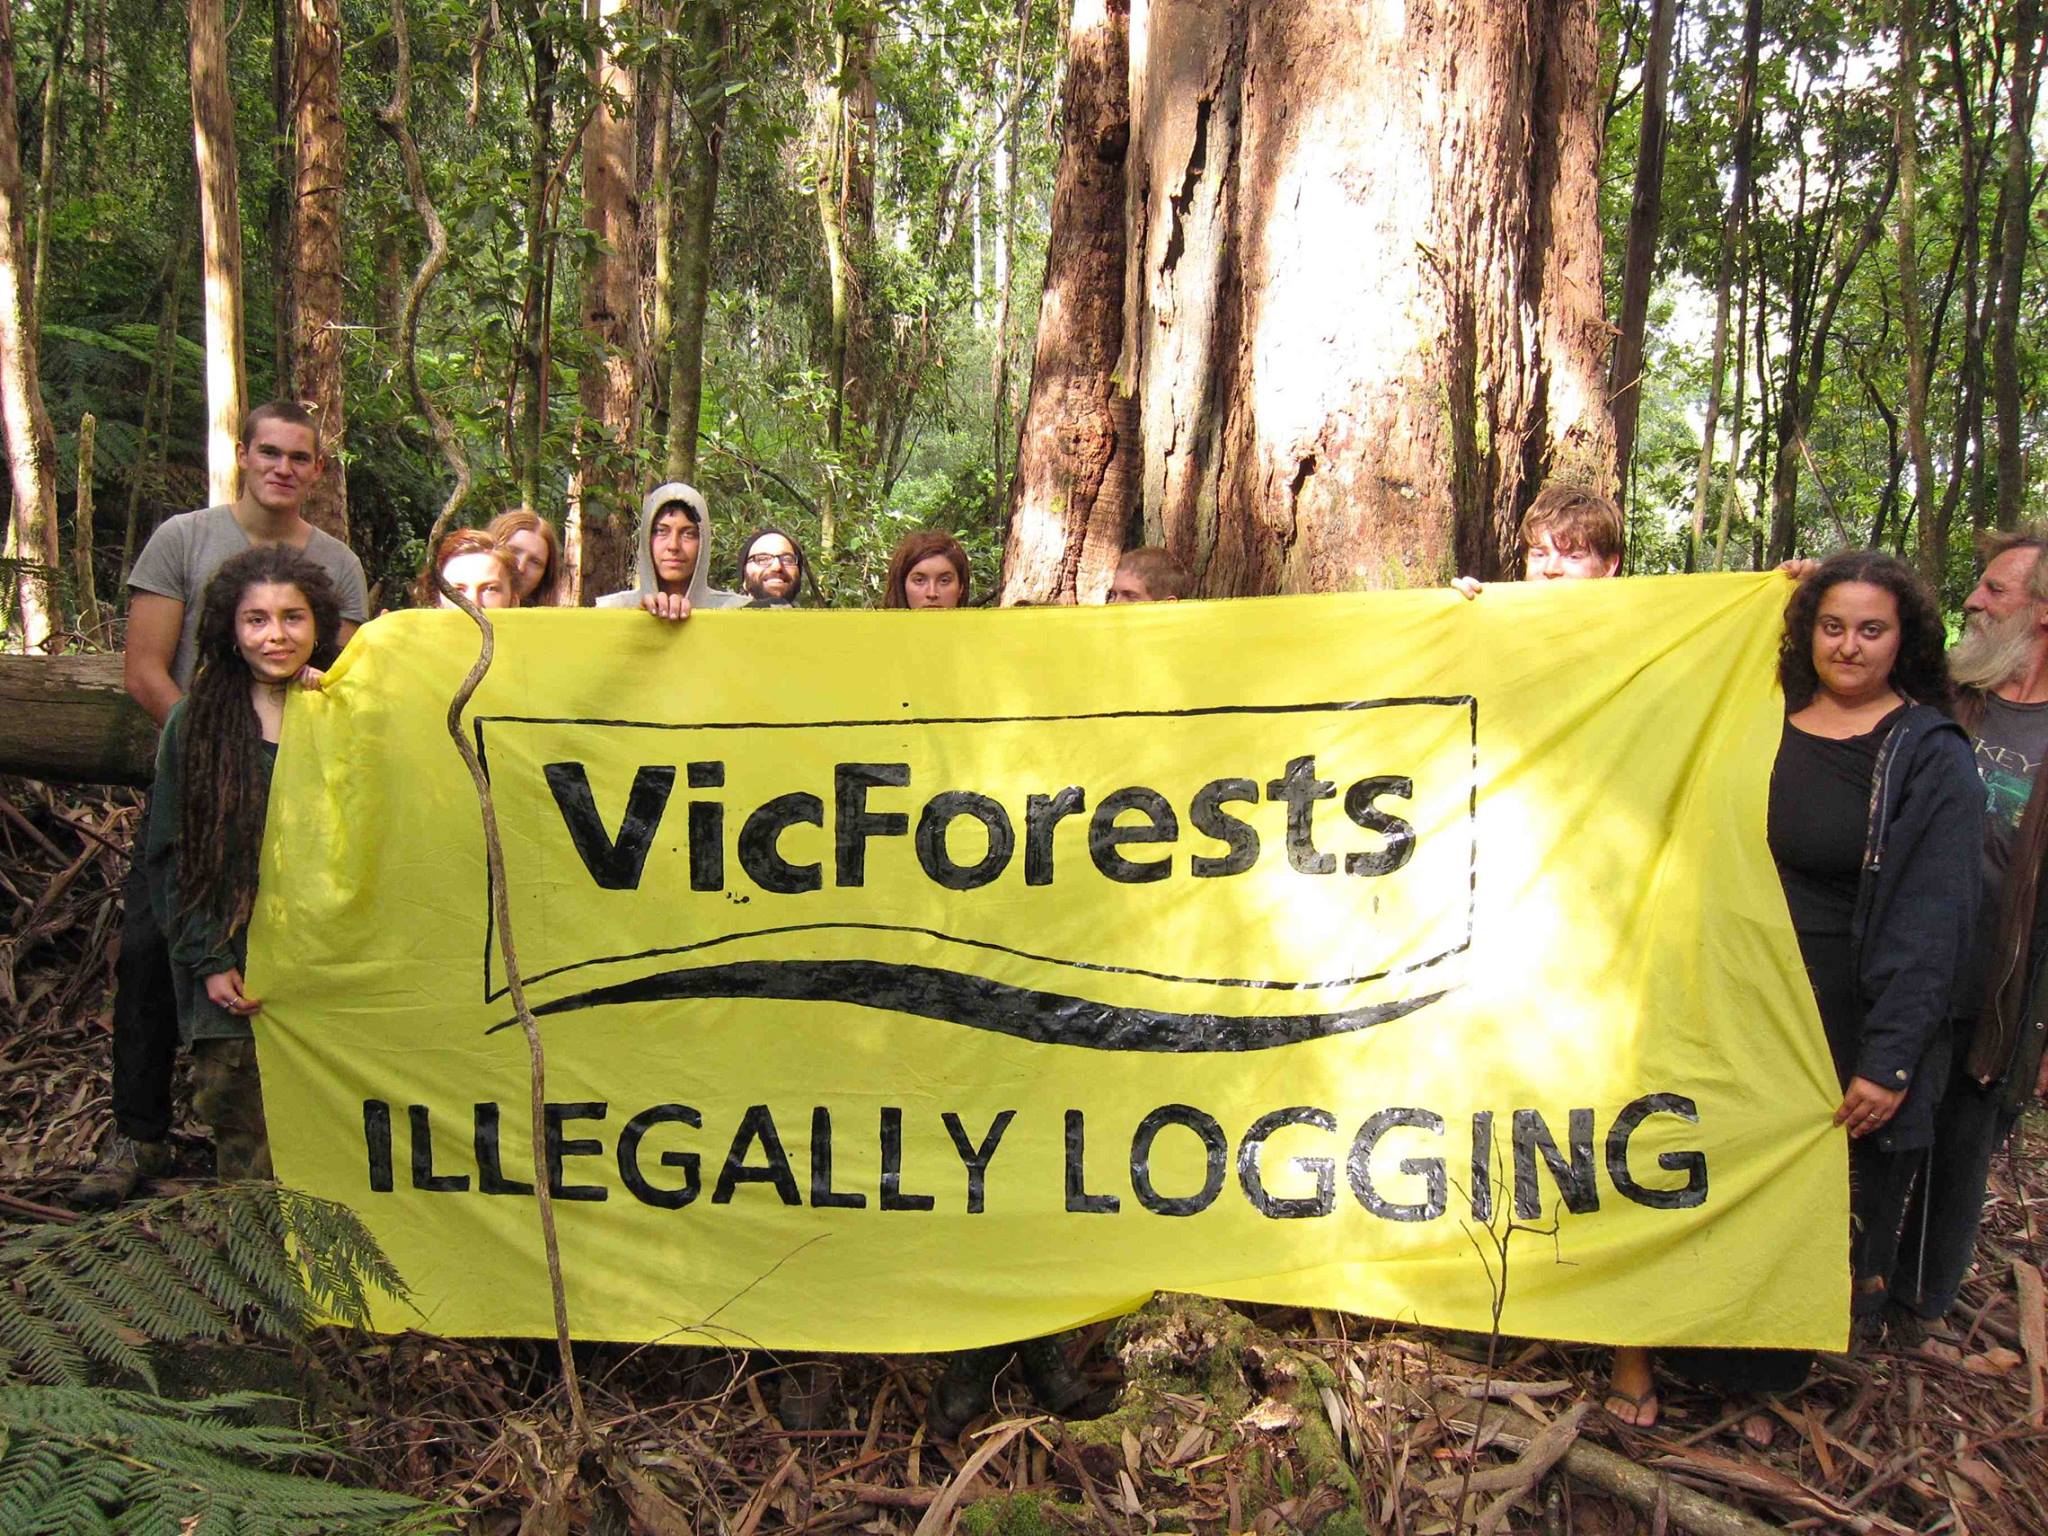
[0,654,156,787]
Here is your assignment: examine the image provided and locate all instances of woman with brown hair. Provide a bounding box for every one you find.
[487,508,566,606]
[883,530,970,609]
[144,545,344,1179]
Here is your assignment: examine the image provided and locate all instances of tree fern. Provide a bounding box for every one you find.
[0,1184,408,1389]
[0,1187,444,1530]
[0,1388,443,1535]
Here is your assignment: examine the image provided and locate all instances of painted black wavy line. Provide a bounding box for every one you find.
[489,959,1449,1052]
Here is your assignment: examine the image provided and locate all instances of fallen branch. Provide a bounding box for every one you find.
[1420,1389,1779,1536]
[2016,1258,2046,1425]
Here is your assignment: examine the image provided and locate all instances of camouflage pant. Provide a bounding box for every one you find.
[191,1039,272,1181]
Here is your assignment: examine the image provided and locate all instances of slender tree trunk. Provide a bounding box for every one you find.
[270,0,291,389]
[1712,256,1752,571]
[576,0,640,593]
[643,27,671,427]
[0,0,61,648]
[1607,0,1676,494]
[1689,0,1761,567]
[72,411,98,635]
[665,0,726,484]
[1768,163,1898,564]
[1899,0,1940,581]
[292,0,347,537]
[1113,0,1612,595]
[1945,14,1993,538]
[1000,0,1133,604]
[811,29,852,555]
[189,0,246,506]
[28,0,72,351]
[123,224,191,577]
[1992,0,2040,528]
[513,0,555,513]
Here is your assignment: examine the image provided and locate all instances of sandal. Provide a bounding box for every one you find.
[1602,1384,1660,1429]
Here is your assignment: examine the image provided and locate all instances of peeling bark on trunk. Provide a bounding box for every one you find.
[189,0,246,507]
[292,0,347,538]
[1000,0,1133,606]
[576,0,641,594]
[1118,0,1615,597]
[0,0,61,648]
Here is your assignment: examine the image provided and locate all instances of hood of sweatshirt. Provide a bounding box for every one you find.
[594,482,744,608]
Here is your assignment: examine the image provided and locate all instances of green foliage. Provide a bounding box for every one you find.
[0,1186,440,1532]
[0,1387,443,1534]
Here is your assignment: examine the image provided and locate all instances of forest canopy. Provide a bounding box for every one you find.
[0,0,2042,635]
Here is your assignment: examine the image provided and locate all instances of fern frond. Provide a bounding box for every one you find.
[1,1186,407,1389]
[0,1387,448,1534]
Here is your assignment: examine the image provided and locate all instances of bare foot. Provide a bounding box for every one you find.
[1603,1346,1659,1429]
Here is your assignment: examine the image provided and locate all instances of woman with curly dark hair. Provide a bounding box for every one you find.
[144,545,344,1179]
[1772,550,1980,1323]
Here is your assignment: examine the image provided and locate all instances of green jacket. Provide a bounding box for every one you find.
[144,700,276,1043]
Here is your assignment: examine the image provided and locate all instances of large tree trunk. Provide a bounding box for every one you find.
[269,0,291,389]
[291,0,347,538]
[575,0,640,595]
[1607,0,1677,496]
[999,0,1134,605]
[1114,0,1614,596]
[1992,0,2040,530]
[189,0,245,507]
[0,0,60,649]
[665,0,726,484]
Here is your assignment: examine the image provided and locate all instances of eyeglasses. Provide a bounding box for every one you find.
[746,554,800,568]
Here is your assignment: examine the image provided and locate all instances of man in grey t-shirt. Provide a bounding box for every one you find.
[74,401,368,1206]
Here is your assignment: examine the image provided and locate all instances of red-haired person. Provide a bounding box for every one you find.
[488,508,566,606]
[884,530,970,609]
[416,529,516,610]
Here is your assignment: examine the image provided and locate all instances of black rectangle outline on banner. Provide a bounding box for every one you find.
[474,697,1479,1007]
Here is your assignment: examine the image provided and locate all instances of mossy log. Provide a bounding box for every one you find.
[0,654,156,787]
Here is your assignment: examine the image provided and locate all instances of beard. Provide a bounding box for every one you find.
[1950,605,2041,692]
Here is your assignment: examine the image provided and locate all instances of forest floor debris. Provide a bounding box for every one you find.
[6,776,2048,1533]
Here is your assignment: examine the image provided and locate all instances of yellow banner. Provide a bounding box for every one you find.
[249,573,1846,1351]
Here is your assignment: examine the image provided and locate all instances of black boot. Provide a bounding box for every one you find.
[926,1346,1008,1439]
[1022,1335,1116,1419]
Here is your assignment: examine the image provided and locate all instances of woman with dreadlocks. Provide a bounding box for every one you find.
[144,545,343,1179]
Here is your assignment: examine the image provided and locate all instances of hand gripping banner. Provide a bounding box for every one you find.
[248,573,1847,1351]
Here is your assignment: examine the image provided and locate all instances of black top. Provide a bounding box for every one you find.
[1769,707,1907,1083]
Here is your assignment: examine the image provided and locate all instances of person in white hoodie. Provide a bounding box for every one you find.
[595,482,745,618]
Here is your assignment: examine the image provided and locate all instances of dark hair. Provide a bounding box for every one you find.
[239,399,321,447]
[883,530,970,609]
[1778,550,1953,713]
[738,525,811,600]
[178,545,344,932]
[1520,484,1623,566]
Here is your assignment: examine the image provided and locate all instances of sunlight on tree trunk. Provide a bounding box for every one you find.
[189,0,245,506]
[1608,0,1675,502]
[1119,0,1613,595]
[0,0,60,649]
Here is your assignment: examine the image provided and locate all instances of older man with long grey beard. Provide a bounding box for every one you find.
[1890,530,2048,1338]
